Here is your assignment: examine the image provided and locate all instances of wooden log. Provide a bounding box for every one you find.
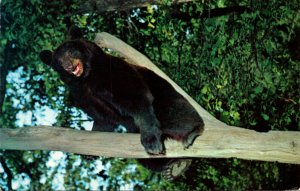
[0,126,299,164]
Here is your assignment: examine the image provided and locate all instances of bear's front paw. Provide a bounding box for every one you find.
[141,131,164,155]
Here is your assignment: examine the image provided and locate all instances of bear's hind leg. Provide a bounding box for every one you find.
[155,98,204,149]
[163,122,203,149]
[182,123,204,149]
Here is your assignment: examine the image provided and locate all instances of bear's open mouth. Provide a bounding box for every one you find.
[72,61,83,77]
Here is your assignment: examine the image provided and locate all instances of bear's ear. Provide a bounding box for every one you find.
[39,50,53,66]
[69,26,83,40]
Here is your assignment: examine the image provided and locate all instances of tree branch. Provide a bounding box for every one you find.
[79,0,192,13]
[0,42,10,114]
[0,156,13,190]
[0,125,299,164]
[170,6,247,21]
[78,0,247,19]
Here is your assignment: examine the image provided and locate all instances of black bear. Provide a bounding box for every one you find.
[39,29,204,180]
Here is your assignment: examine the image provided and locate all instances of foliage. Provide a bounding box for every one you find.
[0,0,299,190]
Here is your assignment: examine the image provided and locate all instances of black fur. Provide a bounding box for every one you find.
[39,29,204,178]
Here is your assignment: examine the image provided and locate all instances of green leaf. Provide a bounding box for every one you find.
[261,113,270,121]
[148,22,155,28]
[254,86,263,94]
[201,86,209,94]
[216,84,222,89]
[233,112,240,120]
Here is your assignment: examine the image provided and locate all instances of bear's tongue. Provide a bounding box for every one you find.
[72,65,81,76]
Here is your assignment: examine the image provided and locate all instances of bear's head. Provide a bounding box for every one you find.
[40,40,93,79]
[40,27,93,80]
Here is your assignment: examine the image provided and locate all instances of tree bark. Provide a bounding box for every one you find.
[78,0,248,19]
[0,33,299,165]
[0,125,300,164]
[79,0,192,13]
[0,42,10,114]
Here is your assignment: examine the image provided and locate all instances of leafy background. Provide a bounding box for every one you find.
[0,0,299,190]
